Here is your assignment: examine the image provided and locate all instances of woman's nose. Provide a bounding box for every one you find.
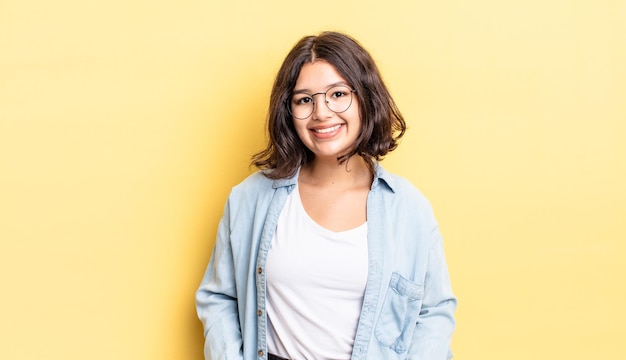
[311,94,332,120]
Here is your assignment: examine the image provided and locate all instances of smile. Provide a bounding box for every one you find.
[312,124,342,134]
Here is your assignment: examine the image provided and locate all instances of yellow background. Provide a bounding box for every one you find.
[1,1,624,359]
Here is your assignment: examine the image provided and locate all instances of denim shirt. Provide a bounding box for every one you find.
[196,165,456,360]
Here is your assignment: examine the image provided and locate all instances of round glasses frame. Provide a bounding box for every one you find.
[288,85,357,120]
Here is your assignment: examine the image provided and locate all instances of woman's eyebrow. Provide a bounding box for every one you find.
[292,82,350,94]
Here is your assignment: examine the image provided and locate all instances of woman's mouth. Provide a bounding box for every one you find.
[312,124,342,134]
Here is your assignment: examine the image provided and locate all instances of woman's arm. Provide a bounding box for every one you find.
[407,228,457,359]
[196,200,244,360]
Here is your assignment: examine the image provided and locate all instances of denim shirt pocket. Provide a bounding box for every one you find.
[374,272,425,353]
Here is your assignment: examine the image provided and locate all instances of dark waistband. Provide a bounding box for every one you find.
[268,354,289,360]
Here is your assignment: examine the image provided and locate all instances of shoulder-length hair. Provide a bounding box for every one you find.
[252,31,406,179]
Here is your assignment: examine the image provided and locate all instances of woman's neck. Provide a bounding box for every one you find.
[300,156,373,189]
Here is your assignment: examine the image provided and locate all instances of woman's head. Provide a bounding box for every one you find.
[252,31,406,179]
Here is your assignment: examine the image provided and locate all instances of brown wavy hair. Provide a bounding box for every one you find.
[251,31,406,179]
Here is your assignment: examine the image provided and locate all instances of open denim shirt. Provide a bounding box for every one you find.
[196,165,456,360]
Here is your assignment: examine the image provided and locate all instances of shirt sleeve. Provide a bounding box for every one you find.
[196,198,244,360]
[407,227,457,359]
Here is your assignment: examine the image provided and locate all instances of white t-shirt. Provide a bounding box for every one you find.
[266,185,369,360]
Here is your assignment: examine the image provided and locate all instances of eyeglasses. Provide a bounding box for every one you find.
[288,85,356,120]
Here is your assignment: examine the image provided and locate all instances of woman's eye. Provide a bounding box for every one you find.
[295,97,312,105]
[331,90,346,98]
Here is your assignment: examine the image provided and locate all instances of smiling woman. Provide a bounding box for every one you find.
[252,32,406,181]
[2,1,624,359]
[290,61,362,164]
[195,31,457,360]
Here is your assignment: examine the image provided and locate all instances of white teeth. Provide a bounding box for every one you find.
[314,124,341,134]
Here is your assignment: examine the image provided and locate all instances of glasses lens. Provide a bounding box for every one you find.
[290,93,314,119]
[325,86,353,114]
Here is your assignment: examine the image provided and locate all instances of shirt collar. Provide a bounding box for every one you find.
[270,167,300,189]
[372,164,395,193]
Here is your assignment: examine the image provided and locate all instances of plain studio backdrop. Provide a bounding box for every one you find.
[1,1,624,359]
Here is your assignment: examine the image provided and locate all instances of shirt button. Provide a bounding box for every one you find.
[257,309,262,316]
[258,350,264,357]
[257,267,262,274]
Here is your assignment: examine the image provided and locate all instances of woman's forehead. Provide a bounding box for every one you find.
[293,60,349,92]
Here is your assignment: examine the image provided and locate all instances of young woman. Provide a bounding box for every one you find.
[196,31,456,360]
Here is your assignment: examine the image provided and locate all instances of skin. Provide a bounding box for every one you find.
[292,60,373,232]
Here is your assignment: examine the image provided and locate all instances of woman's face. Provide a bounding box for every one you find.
[290,60,361,162]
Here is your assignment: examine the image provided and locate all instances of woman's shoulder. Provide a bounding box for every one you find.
[376,166,430,201]
[229,169,296,199]
[376,166,438,220]
[230,170,275,196]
